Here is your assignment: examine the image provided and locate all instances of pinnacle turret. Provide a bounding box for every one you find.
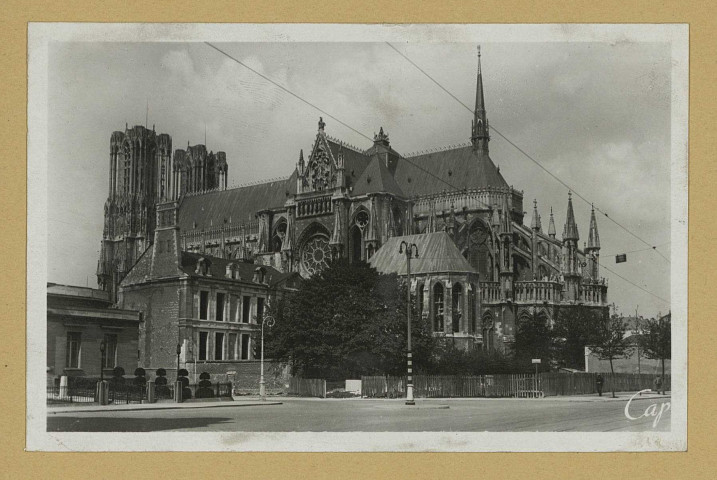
[548,207,556,238]
[531,199,542,232]
[562,192,579,241]
[587,204,600,251]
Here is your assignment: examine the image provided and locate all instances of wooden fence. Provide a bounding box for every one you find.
[361,373,670,398]
[289,377,326,398]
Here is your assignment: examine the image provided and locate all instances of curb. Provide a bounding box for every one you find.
[48,401,283,414]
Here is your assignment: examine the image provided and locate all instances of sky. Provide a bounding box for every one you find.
[46,40,673,317]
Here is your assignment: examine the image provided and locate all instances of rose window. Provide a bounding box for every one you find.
[300,234,332,276]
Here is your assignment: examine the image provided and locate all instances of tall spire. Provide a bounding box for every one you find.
[548,207,556,238]
[471,45,489,152]
[587,204,600,250]
[562,192,579,241]
[531,199,542,232]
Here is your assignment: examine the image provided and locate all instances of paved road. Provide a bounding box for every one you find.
[47,395,670,432]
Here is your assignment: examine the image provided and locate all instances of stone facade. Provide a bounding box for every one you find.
[47,283,140,382]
[98,47,609,357]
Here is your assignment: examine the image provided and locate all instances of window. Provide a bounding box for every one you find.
[240,334,250,360]
[242,296,251,323]
[199,291,209,320]
[199,332,208,361]
[433,283,444,332]
[66,332,81,368]
[452,283,463,333]
[257,297,265,321]
[416,283,424,319]
[216,293,225,321]
[102,334,118,369]
[228,333,238,360]
[215,332,225,360]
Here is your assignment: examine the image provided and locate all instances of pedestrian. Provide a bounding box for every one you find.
[653,375,662,394]
[596,373,604,397]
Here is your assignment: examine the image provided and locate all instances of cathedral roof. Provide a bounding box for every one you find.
[369,231,477,276]
[351,156,405,197]
[392,146,508,197]
[325,138,373,189]
[178,172,297,231]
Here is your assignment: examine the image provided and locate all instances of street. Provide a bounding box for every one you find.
[47,395,670,432]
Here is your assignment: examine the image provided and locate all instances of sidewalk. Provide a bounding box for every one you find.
[48,398,282,414]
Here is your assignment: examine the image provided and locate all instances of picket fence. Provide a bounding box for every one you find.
[361,373,670,398]
[289,377,326,398]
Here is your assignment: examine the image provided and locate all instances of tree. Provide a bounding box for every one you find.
[514,309,555,372]
[639,313,671,394]
[590,314,634,397]
[553,306,606,370]
[264,259,436,380]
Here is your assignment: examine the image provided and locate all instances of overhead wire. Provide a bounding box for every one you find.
[204,42,670,306]
[385,42,670,264]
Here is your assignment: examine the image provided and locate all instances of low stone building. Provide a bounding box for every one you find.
[47,283,141,382]
[118,201,301,382]
[369,231,481,350]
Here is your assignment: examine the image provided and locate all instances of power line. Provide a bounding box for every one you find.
[205,42,495,211]
[385,42,670,264]
[205,42,670,305]
[600,261,670,305]
[602,242,671,258]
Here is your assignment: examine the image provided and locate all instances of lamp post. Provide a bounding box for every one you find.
[176,343,182,378]
[399,241,419,406]
[259,314,275,401]
[99,340,106,382]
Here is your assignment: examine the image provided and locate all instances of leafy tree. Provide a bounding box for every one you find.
[590,314,634,397]
[553,306,606,370]
[514,310,555,372]
[639,313,671,394]
[264,259,436,380]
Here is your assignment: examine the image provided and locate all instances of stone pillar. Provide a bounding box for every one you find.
[174,381,183,403]
[59,375,68,399]
[146,380,155,403]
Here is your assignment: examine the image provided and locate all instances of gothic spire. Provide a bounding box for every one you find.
[587,204,601,250]
[531,199,542,232]
[471,45,489,152]
[548,207,556,238]
[562,192,579,241]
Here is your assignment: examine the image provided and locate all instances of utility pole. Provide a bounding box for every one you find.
[399,241,419,406]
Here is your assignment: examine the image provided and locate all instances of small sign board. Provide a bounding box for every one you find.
[531,359,541,364]
[616,254,627,263]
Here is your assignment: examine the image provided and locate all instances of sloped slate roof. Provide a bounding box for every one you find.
[351,156,405,197]
[178,171,297,231]
[326,139,373,189]
[120,248,154,286]
[369,231,477,276]
[393,146,508,197]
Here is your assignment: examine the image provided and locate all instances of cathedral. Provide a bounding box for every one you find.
[98,48,608,364]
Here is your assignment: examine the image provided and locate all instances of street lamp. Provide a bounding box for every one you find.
[99,340,106,382]
[176,343,182,378]
[259,314,275,401]
[399,241,419,406]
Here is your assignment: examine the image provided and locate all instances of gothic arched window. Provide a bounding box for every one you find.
[452,283,463,333]
[433,283,445,332]
[273,220,287,252]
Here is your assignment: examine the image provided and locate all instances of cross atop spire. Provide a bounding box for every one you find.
[471,45,489,152]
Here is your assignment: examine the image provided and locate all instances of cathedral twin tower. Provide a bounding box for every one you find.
[97,124,228,298]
